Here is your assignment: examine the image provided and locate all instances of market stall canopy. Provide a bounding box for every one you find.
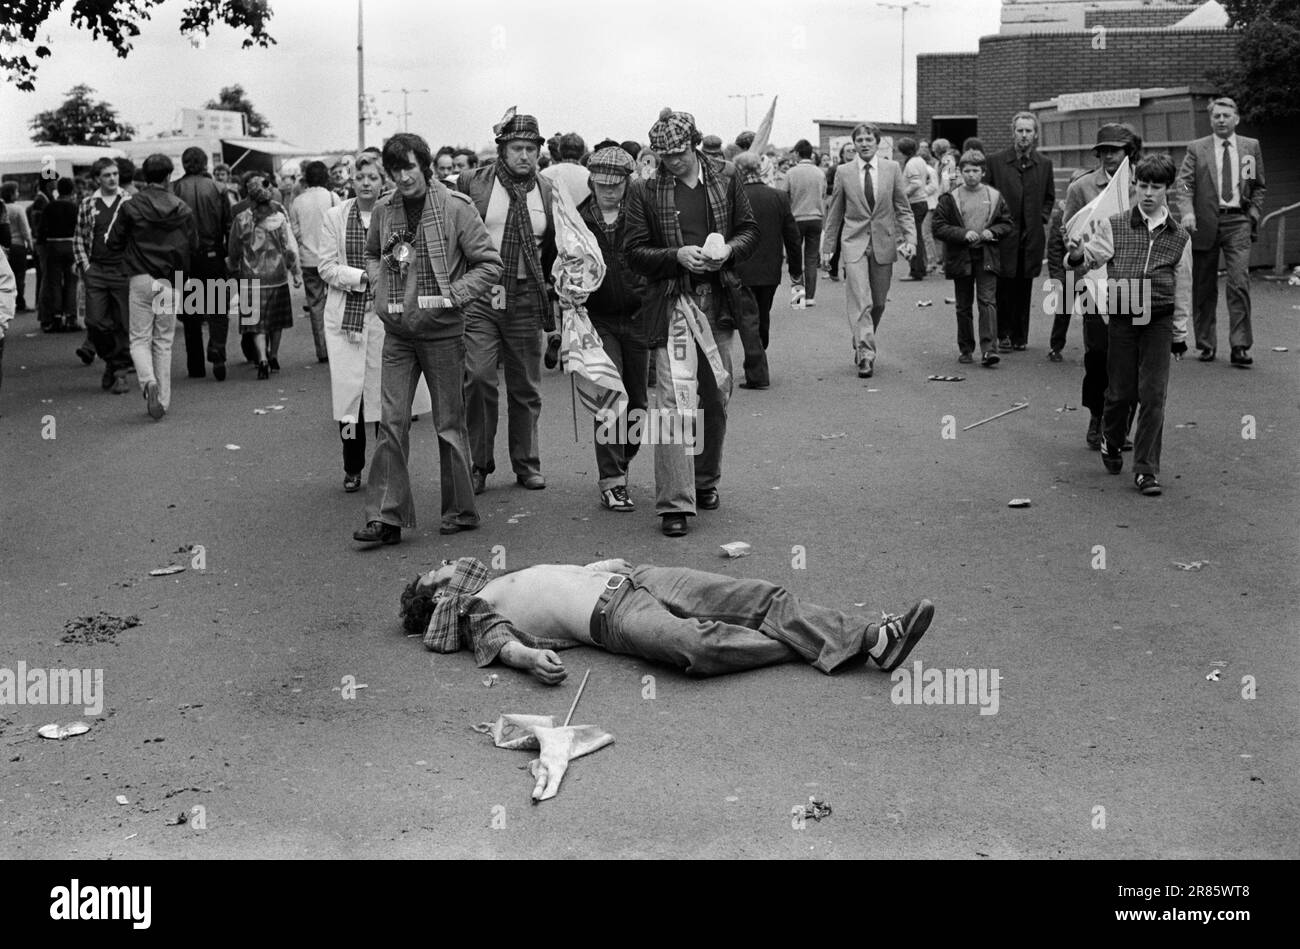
[221,138,315,175]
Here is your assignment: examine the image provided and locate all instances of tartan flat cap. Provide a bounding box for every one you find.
[588,146,635,185]
[494,112,546,146]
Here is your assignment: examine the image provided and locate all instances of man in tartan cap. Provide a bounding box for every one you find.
[624,107,760,537]
[456,108,561,494]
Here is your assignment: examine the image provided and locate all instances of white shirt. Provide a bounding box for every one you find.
[291,186,341,267]
[1211,133,1241,208]
[855,153,882,206]
[485,178,547,278]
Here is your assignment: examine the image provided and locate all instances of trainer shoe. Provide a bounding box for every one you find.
[981,352,999,368]
[601,485,635,512]
[1100,436,1123,474]
[343,473,362,493]
[353,520,401,545]
[869,599,935,672]
[1135,473,1162,496]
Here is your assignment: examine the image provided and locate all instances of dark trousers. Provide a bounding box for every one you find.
[591,319,649,490]
[733,284,768,387]
[82,266,132,373]
[177,250,230,375]
[1191,214,1252,352]
[909,203,928,278]
[340,403,370,475]
[6,246,28,310]
[1081,312,1109,416]
[39,242,76,327]
[953,264,998,354]
[1104,315,1172,476]
[365,333,478,531]
[996,274,1035,345]
[1048,272,1070,352]
[796,219,822,299]
[463,290,544,480]
[751,285,777,351]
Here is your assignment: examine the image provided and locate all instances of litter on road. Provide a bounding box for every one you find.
[37,722,90,740]
[1008,499,1032,508]
[148,565,186,577]
[928,374,965,382]
[720,541,752,558]
[963,402,1029,431]
[1173,560,1210,570]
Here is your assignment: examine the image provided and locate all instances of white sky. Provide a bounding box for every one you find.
[1,0,1002,153]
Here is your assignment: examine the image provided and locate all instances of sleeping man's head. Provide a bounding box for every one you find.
[398,560,456,635]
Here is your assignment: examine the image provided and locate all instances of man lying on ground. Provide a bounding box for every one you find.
[399,558,934,683]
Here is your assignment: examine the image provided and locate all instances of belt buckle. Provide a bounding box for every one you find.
[605,574,626,592]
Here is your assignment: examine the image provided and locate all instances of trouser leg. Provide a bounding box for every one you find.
[341,402,367,475]
[1081,312,1109,415]
[953,274,975,354]
[1191,248,1218,352]
[463,303,503,476]
[1132,317,1172,476]
[909,203,928,278]
[593,328,630,488]
[799,220,820,299]
[1218,216,1253,350]
[694,322,732,494]
[1102,318,1138,452]
[975,269,998,350]
[752,284,776,352]
[364,333,420,528]
[303,267,329,360]
[652,343,695,516]
[418,335,479,529]
[501,325,543,480]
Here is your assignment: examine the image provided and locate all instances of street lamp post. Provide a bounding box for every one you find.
[381,87,430,133]
[727,92,765,129]
[877,0,929,124]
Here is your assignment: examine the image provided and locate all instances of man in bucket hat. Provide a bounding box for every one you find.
[624,107,760,537]
[456,108,560,494]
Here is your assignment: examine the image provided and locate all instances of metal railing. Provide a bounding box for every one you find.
[1260,201,1300,280]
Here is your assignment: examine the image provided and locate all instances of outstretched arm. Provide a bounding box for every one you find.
[499,642,568,685]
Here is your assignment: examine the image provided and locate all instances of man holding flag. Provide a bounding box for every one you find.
[625,107,760,537]
[1060,124,1140,450]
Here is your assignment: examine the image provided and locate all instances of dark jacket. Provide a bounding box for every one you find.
[623,156,761,347]
[734,180,802,287]
[984,147,1055,278]
[455,164,557,292]
[106,184,198,278]
[931,187,1014,278]
[36,197,79,242]
[172,172,232,254]
[578,189,646,335]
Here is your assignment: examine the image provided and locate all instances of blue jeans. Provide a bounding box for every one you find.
[596,566,870,677]
[364,333,478,531]
[1104,314,1172,476]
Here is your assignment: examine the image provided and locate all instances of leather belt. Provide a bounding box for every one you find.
[588,574,629,645]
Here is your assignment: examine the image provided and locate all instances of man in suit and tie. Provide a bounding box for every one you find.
[1173,97,1267,366]
[823,123,916,378]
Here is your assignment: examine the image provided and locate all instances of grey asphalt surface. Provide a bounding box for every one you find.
[1,266,1296,859]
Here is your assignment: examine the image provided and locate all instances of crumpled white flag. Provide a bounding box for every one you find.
[473,714,614,802]
[1064,156,1132,319]
[549,178,626,418]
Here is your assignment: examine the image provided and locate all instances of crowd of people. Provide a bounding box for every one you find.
[0,96,1268,530]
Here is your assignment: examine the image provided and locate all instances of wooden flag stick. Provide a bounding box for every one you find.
[562,668,592,727]
[963,401,1029,431]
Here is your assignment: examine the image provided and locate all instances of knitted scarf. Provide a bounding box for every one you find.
[652,151,729,250]
[341,201,371,334]
[380,184,450,316]
[493,161,549,318]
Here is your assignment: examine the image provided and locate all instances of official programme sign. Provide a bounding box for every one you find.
[180,108,246,137]
[1055,89,1142,113]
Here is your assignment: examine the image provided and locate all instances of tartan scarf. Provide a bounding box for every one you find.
[493,162,549,317]
[653,151,730,251]
[381,184,450,315]
[341,201,371,334]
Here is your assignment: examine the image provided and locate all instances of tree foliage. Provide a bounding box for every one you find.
[28,83,137,145]
[1210,0,1300,123]
[204,84,271,137]
[1,0,275,92]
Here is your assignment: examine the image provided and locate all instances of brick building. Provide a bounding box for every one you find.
[916,0,1296,266]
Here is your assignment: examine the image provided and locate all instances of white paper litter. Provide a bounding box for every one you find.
[149,565,186,576]
[38,722,90,740]
[1008,498,1032,508]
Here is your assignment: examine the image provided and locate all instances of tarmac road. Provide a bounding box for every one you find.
[1,267,1296,858]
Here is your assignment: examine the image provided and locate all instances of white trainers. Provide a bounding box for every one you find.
[869,599,935,672]
[600,485,634,512]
